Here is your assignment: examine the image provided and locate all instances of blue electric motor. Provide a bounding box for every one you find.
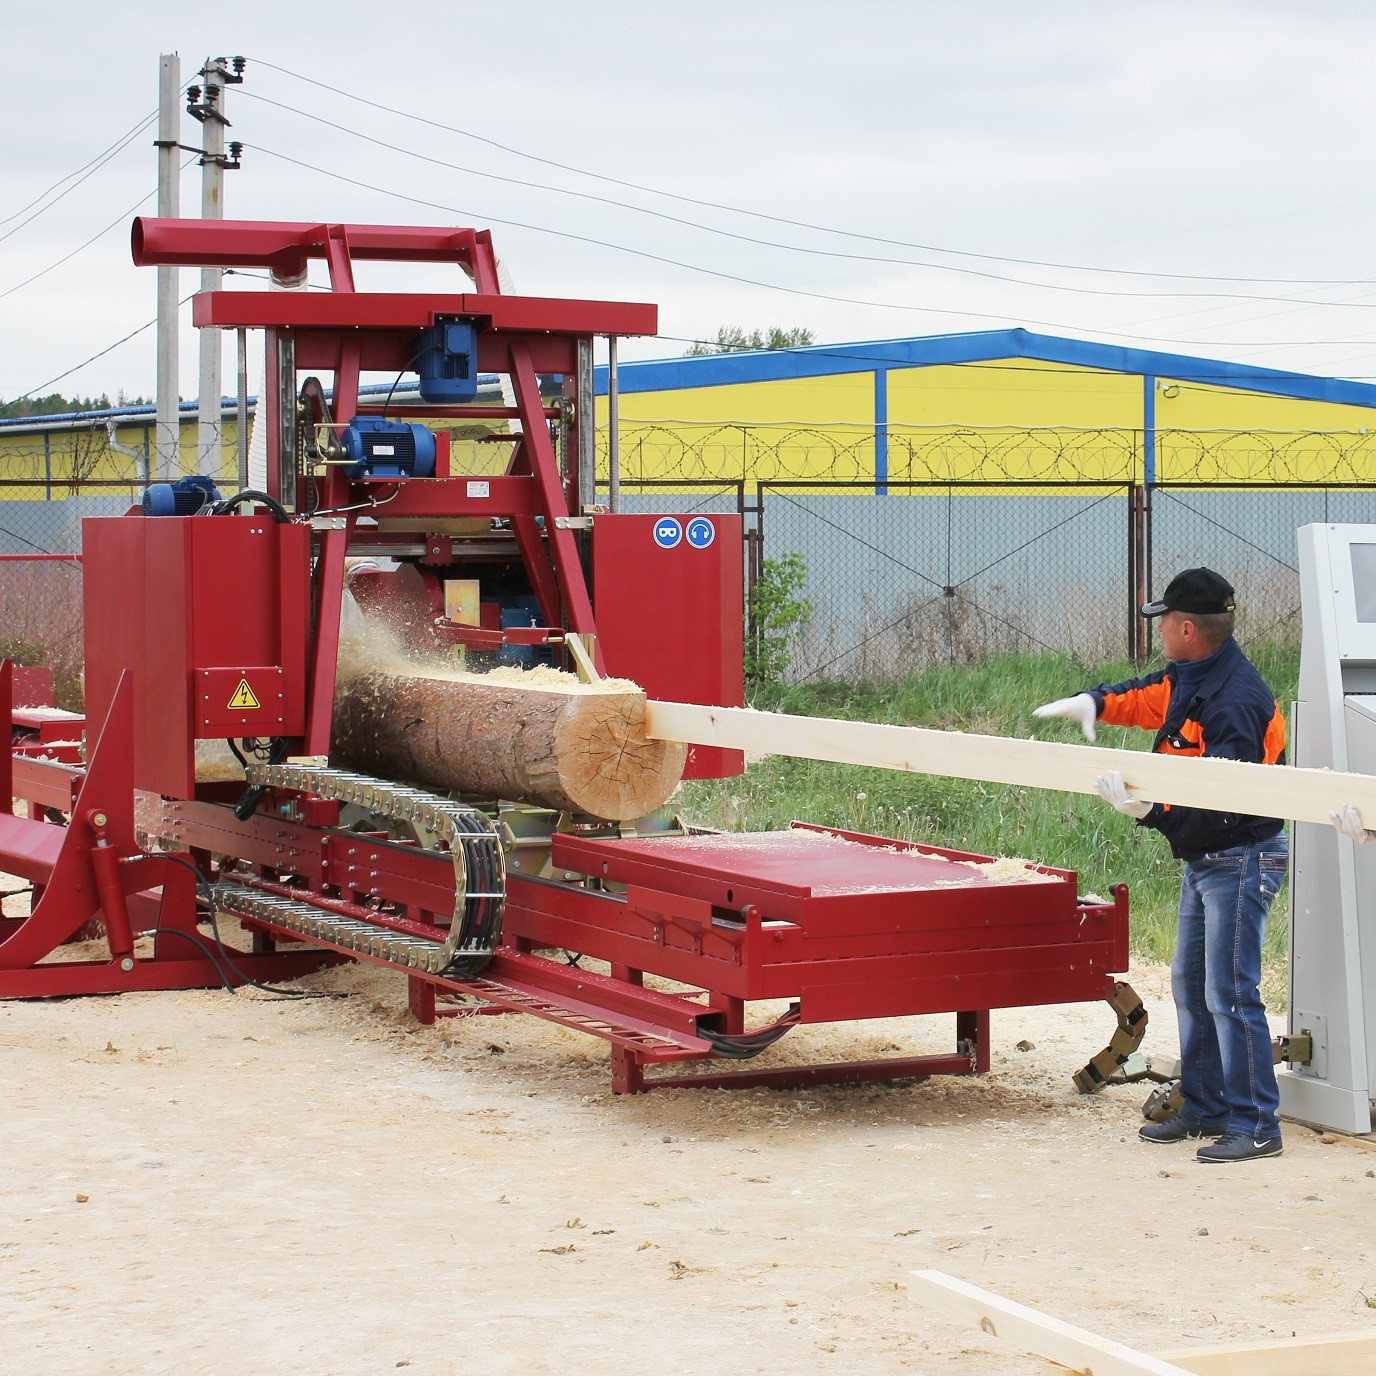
[413,319,479,403]
[142,475,222,516]
[339,418,437,480]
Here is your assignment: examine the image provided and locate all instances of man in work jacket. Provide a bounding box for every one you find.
[1034,567,1288,1163]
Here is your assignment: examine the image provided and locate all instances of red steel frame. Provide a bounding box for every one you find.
[0,661,341,996]
[0,217,1132,1092]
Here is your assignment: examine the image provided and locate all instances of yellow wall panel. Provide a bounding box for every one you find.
[888,360,1143,429]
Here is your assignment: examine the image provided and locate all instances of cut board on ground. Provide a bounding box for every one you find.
[1041,1331,1376,1376]
[909,1270,1376,1376]
[647,701,1376,829]
[908,1269,1195,1375]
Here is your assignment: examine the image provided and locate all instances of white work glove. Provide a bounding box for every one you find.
[1094,771,1153,820]
[1331,804,1376,845]
[1033,692,1098,742]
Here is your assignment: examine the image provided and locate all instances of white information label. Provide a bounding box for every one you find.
[467,480,490,498]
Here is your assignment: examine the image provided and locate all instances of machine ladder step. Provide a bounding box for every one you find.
[446,973,713,1058]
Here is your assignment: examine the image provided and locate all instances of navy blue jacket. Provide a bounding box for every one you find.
[1089,637,1286,860]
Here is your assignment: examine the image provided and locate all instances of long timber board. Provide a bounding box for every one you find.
[646,700,1376,829]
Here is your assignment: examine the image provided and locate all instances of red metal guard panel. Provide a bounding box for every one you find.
[545,825,1124,1019]
[83,516,310,799]
[592,513,745,781]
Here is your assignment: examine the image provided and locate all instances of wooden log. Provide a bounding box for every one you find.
[645,701,1376,828]
[332,667,686,821]
[908,1270,1194,1376]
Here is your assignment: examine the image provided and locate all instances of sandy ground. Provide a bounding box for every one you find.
[3,908,1376,1376]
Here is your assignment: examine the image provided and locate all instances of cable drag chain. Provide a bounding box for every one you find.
[217,761,505,977]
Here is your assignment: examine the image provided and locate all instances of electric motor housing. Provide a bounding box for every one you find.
[142,475,222,516]
[413,318,479,403]
[339,418,437,480]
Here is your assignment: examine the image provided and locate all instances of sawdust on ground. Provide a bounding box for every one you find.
[3,890,1375,1375]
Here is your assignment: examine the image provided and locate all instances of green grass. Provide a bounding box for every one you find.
[677,642,1299,986]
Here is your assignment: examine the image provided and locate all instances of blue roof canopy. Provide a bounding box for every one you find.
[595,329,1376,409]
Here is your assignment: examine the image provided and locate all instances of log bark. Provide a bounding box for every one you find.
[332,669,686,820]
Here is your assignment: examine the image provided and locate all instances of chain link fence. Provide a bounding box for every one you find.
[6,421,1376,692]
[602,424,1376,682]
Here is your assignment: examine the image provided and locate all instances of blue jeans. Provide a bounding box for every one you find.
[1171,833,1288,1139]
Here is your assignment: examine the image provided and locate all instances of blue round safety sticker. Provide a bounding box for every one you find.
[685,517,716,549]
[653,517,683,549]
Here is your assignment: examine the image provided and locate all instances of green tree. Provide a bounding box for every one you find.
[687,326,815,356]
[0,392,117,420]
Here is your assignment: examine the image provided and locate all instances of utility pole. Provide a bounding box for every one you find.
[187,56,245,480]
[154,53,180,482]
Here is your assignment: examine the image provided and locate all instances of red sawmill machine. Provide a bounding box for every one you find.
[0,217,1138,1093]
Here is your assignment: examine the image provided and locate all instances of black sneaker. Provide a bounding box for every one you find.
[1139,1117,1226,1144]
[1196,1132,1283,1163]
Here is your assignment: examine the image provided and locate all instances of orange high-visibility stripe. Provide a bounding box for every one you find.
[1099,676,1172,731]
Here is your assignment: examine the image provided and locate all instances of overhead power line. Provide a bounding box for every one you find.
[0,156,196,303]
[0,110,157,243]
[248,56,1376,292]
[13,293,196,402]
[244,142,1376,354]
[238,89,1376,313]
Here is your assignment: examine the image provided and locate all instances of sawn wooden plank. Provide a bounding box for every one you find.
[908,1269,1194,1375]
[647,700,1376,829]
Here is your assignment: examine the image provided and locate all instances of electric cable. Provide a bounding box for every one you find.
[243,143,1376,354]
[12,292,197,402]
[0,109,156,240]
[0,154,196,303]
[0,186,159,301]
[238,88,1376,312]
[700,1002,801,1059]
[139,848,331,998]
[134,925,237,991]
[247,57,1369,290]
[210,489,291,523]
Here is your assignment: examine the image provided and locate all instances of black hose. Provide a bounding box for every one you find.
[210,489,291,524]
[700,1003,801,1061]
[140,850,327,999]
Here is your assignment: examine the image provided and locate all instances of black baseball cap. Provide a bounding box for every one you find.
[1140,567,1236,618]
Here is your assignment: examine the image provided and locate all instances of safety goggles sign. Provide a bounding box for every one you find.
[653,516,715,550]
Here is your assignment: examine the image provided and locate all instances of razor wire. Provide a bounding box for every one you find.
[7,419,1376,684]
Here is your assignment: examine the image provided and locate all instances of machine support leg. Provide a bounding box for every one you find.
[611,1046,646,1094]
[957,1009,991,1072]
[608,964,649,1091]
[709,990,746,1035]
[408,976,436,1026]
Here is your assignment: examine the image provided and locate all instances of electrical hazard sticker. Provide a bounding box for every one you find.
[227,679,261,710]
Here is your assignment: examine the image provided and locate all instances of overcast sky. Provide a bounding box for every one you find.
[5,1,1376,404]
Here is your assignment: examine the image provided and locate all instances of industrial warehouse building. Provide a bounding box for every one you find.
[592,330,1376,673]
[6,329,1376,674]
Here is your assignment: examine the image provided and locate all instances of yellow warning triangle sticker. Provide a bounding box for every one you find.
[228,678,261,710]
